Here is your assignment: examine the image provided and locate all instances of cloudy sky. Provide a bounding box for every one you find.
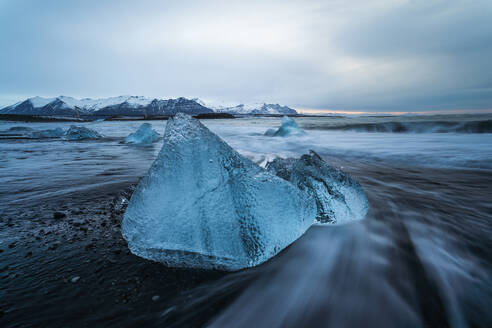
[0,0,491,112]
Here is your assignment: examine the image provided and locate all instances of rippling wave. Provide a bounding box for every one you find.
[305,119,492,133]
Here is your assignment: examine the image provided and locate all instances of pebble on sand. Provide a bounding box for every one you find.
[53,212,67,220]
[152,295,160,302]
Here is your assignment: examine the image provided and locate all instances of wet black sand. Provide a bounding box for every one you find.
[0,183,246,327]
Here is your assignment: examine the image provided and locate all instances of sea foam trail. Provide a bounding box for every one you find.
[304,120,492,133]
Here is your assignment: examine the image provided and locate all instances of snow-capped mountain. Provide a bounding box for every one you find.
[0,96,213,117]
[1,96,298,117]
[195,99,297,115]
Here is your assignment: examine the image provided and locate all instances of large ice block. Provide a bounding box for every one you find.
[122,113,316,270]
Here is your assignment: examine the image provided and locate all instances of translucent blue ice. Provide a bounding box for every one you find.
[64,125,102,140]
[124,123,159,144]
[8,126,33,132]
[30,127,65,138]
[265,116,305,137]
[122,113,316,270]
[267,151,369,224]
[1,126,64,138]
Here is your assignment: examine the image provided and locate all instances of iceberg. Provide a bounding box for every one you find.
[8,126,33,132]
[265,116,305,137]
[124,123,159,144]
[64,125,102,140]
[30,127,65,138]
[122,113,316,271]
[267,151,369,224]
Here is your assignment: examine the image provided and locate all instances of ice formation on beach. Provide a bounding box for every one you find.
[124,123,159,144]
[267,151,369,224]
[122,113,316,270]
[64,125,102,140]
[0,126,64,139]
[265,116,305,137]
[30,127,65,138]
[8,126,33,132]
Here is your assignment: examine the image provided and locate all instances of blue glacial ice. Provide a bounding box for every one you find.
[8,126,33,132]
[267,151,369,224]
[122,113,317,270]
[64,125,102,140]
[124,123,159,144]
[265,116,305,137]
[30,127,65,138]
[1,126,64,139]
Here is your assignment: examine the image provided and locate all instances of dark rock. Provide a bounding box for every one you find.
[49,242,60,250]
[53,211,66,220]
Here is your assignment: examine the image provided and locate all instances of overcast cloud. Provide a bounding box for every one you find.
[0,0,491,112]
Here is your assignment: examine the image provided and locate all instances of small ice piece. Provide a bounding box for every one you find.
[124,123,159,144]
[30,127,65,138]
[64,125,102,140]
[267,151,369,224]
[0,126,32,137]
[8,126,33,132]
[265,116,305,137]
[122,113,316,271]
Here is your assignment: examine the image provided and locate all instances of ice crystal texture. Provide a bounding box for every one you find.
[267,151,368,224]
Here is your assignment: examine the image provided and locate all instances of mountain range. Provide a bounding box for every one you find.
[0,96,297,117]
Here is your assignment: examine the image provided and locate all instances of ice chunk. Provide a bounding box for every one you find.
[124,123,159,144]
[30,127,65,138]
[0,126,32,137]
[267,151,368,224]
[64,125,102,140]
[122,113,316,271]
[1,126,64,139]
[265,116,305,137]
[8,126,33,132]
